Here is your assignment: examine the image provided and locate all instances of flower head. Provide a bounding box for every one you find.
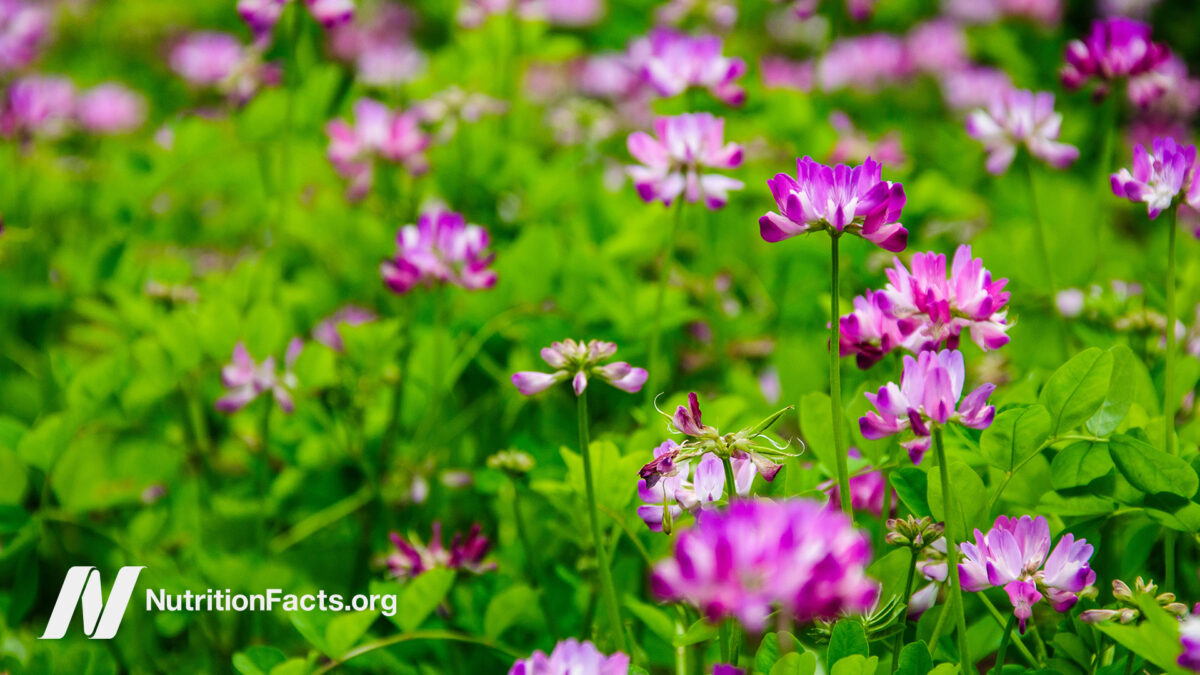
[512,339,646,397]
[216,339,303,414]
[1062,18,1169,92]
[838,289,920,369]
[957,515,1096,632]
[387,522,495,579]
[626,113,743,209]
[1111,136,1199,219]
[307,0,356,28]
[816,34,911,93]
[0,0,49,73]
[820,449,893,516]
[326,98,430,201]
[760,156,907,252]
[508,639,629,675]
[237,0,287,45]
[1,75,73,138]
[628,28,747,106]
[75,83,146,135]
[636,441,756,532]
[859,349,996,463]
[381,208,496,293]
[328,3,424,87]
[966,89,1079,174]
[1181,616,1200,672]
[650,499,878,631]
[169,32,278,103]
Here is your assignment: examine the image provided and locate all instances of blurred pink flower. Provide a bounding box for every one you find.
[944,0,1061,25]
[828,111,905,167]
[0,0,49,73]
[381,208,496,293]
[627,28,746,106]
[312,305,375,352]
[306,0,355,29]
[817,34,911,93]
[939,66,1013,111]
[509,639,628,675]
[216,339,303,414]
[760,55,813,92]
[328,4,424,87]
[170,31,278,103]
[626,112,744,209]
[325,98,429,200]
[965,89,1079,174]
[906,20,968,75]
[387,522,494,579]
[75,83,146,134]
[1,75,73,138]
[655,0,737,31]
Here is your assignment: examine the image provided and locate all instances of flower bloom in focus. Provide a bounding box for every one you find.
[759,156,907,252]
[312,306,375,352]
[882,244,1011,352]
[650,499,878,631]
[511,339,646,396]
[636,440,756,532]
[75,83,146,135]
[965,89,1079,174]
[1,75,73,138]
[0,0,49,73]
[859,349,996,463]
[1061,18,1169,95]
[958,515,1097,632]
[626,113,744,209]
[381,208,496,293]
[628,28,747,106]
[387,522,495,579]
[326,98,430,201]
[216,339,303,414]
[508,639,629,675]
[1110,136,1199,219]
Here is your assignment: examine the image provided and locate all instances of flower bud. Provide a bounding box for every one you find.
[487,449,535,475]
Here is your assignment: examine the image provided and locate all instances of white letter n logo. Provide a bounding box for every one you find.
[39,566,145,639]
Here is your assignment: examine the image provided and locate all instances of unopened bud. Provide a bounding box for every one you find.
[487,449,535,475]
[1112,579,1134,602]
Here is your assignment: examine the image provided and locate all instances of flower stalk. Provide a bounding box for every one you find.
[933,427,972,673]
[830,233,852,517]
[578,390,628,654]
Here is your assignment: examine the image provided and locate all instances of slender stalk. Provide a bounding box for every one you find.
[878,468,893,552]
[718,619,731,663]
[978,593,1037,666]
[1025,160,1069,359]
[645,198,685,409]
[889,547,919,674]
[1165,204,1179,591]
[578,390,629,654]
[933,428,972,673]
[992,612,1016,674]
[673,608,689,675]
[829,234,852,517]
[722,455,737,501]
[728,621,742,669]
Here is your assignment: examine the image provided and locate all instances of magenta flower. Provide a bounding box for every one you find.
[381,208,496,294]
[760,156,908,252]
[958,515,1097,632]
[170,32,277,103]
[905,20,967,76]
[75,83,146,135]
[1061,18,1169,93]
[326,98,430,201]
[760,56,814,92]
[816,34,911,93]
[1181,616,1200,672]
[626,113,743,209]
[1111,136,1200,219]
[965,89,1079,174]
[216,339,303,414]
[508,639,629,675]
[650,499,878,631]
[237,0,286,44]
[0,0,49,73]
[859,349,996,463]
[628,28,746,106]
[838,290,920,369]
[511,338,646,397]
[1,75,73,139]
[387,522,495,579]
[306,0,356,28]
[819,449,894,516]
[312,305,375,352]
[636,441,756,531]
[882,244,1011,353]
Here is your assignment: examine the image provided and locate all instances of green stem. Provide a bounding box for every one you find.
[578,390,629,655]
[718,619,731,663]
[878,468,893,552]
[1165,204,1179,591]
[933,428,972,673]
[830,233,852,517]
[992,612,1016,674]
[645,198,684,409]
[978,593,1037,667]
[889,548,919,674]
[674,608,689,675]
[722,455,737,501]
[1024,160,1055,291]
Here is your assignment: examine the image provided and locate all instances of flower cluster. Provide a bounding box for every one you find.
[1,77,145,139]
[0,0,49,73]
[635,440,756,532]
[386,522,495,579]
[627,28,746,106]
[512,339,646,397]
[626,113,744,209]
[965,89,1079,175]
[959,515,1097,632]
[650,499,878,630]
[216,340,303,414]
[837,290,920,369]
[170,31,280,103]
[859,349,996,463]
[1061,18,1170,95]
[820,449,892,516]
[238,0,355,45]
[1110,136,1199,219]
[508,639,629,675]
[326,98,430,201]
[380,208,497,294]
[760,156,908,252]
[1080,577,1188,625]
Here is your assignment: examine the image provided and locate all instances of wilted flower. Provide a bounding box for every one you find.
[1,75,73,138]
[626,113,743,209]
[326,98,430,201]
[627,28,747,106]
[958,515,1097,632]
[1110,136,1199,219]
[838,290,920,369]
[216,339,303,414]
[859,349,996,463]
[511,339,646,397]
[386,522,495,579]
[966,89,1079,174]
[381,208,496,293]
[508,639,629,675]
[0,0,49,73]
[312,305,375,352]
[760,156,908,252]
[651,499,878,630]
[636,441,756,532]
[75,83,146,135]
[1062,18,1169,95]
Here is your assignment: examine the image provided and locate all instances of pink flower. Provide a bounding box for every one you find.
[943,0,1061,25]
[75,83,146,135]
[628,28,747,106]
[237,0,287,44]
[820,449,893,516]
[306,0,355,28]
[325,98,430,200]
[312,305,375,352]
[828,111,905,167]
[169,32,246,87]
[760,56,813,92]
[511,338,646,397]
[1181,616,1200,672]
[966,89,1079,174]
[838,290,920,369]
[905,20,968,75]
[760,156,908,252]
[509,639,629,675]
[0,0,49,73]
[387,522,495,579]
[636,442,757,531]
[215,339,303,414]
[882,245,1012,353]
[626,113,744,209]
[958,515,1096,632]
[328,4,424,87]
[859,349,996,463]
[939,66,1013,111]
[1,75,73,138]
[1111,136,1199,219]
[817,34,911,93]
[650,499,878,631]
[381,208,496,293]
[1061,18,1170,93]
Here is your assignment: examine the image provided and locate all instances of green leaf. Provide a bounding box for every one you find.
[1086,345,1152,436]
[800,392,841,476]
[827,620,868,662]
[830,655,879,675]
[890,467,930,518]
[672,618,719,646]
[769,651,818,675]
[867,549,912,613]
[233,646,288,675]
[398,567,455,632]
[981,405,1051,472]
[755,632,803,673]
[325,610,379,657]
[927,460,986,534]
[1094,596,1190,674]
[1050,442,1114,490]
[1039,348,1113,436]
[1108,434,1199,498]
[894,641,932,675]
[622,596,675,643]
[485,584,541,638]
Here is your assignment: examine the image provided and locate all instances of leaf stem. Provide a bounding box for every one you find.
[992,612,1016,674]
[933,427,972,673]
[1165,203,1179,591]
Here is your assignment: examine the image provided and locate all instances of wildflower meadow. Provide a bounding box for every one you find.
[7,0,1200,673]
